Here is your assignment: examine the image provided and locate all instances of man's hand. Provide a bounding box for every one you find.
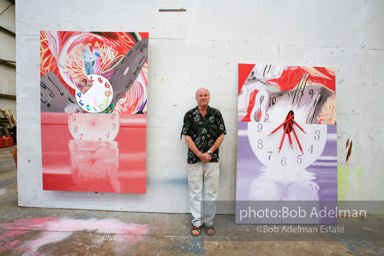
[199,152,212,163]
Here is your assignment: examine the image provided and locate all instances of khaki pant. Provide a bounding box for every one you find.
[187,162,219,227]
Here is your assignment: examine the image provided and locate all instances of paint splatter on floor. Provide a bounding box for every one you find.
[0,217,148,254]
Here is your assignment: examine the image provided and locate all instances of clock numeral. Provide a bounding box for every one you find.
[40,97,51,107]
[73,126,78,133]
[105,82,111,88]
[308,144,314,154]
[287,91,294,96]
[112,123,117,130]
[86,105,91,111]
[47,75,64,96]
[257,139,263,149]
[79,134,83,140]
[98,97,112,111]
[77,92,82,98]
[281,157,287,166]
[79,100,84,106]
[269,97,277,107]
[98,77,103,83]
[267,151,272,160]
[257,123,263,132]
[77,84,84,91]
[297,155,303,164]
[307,93,323,123]
[111,112,116,119]
[292,74,309,106]
[71,115,76,122]
[259,95,265,104]
[309,89,314,99]
[41,82,54,98]
[314,130,321,140]
[40,82,55,108]
[105,90,112,97]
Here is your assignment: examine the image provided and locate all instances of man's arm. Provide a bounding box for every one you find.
[185,135,211,163]
[207,133,224,154]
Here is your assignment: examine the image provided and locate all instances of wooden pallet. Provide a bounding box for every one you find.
[0,109,16,136]
[0,109,16,126]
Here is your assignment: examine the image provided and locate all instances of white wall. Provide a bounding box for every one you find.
[16,0,384,213]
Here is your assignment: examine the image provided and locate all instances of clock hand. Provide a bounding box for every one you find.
[272,110,301,153]
[292,74,309,107]
[291,125,304,154]
[278,122,290,153]
[283,111,294,149]
[278,110,296,152]
[109,38,148,106]
[268,114,294,136]
[307,92,323,124]
[291,119,307,134]
[41,72,80,112]
[287,121,293,149]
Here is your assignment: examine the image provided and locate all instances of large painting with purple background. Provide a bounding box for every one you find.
[237,122,337,201]
[236,64,338,223]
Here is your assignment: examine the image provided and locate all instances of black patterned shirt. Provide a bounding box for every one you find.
[182,106,226,164]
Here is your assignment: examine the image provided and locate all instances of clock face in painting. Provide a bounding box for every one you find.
[68,112,120,141]
[40,31,150,115]
[75,74,113,113]
[240,65,336,170]
[248,121,327,170]
[249,75,335,124]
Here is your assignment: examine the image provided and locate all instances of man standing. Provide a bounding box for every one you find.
[181,87,226,236]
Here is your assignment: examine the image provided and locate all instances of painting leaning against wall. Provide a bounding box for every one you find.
[40,31,149,193]
[236,64,337,224]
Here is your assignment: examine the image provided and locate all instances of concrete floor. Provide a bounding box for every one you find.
[0,146,383,256]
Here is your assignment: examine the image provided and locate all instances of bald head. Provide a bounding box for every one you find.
[195,87,210,108]
[195,87,210,97]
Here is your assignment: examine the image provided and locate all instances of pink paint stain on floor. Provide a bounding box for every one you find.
[0,230,25,254]
[0,217,148,255]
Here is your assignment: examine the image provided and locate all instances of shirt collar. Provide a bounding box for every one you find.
[195,105,211,113]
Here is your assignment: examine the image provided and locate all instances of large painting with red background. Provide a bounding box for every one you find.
[40,31,148,193]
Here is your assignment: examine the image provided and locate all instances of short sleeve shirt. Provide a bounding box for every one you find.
[182,106,226,164]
